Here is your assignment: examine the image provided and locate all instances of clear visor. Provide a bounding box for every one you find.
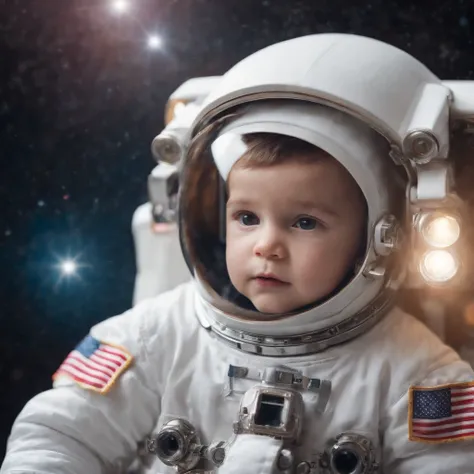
[179,101,399,316]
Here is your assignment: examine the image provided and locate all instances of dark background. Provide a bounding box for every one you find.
[2,0,474,461]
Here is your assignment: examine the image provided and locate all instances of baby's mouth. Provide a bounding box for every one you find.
[254,274,289,286]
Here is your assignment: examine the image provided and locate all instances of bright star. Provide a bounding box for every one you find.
[60,259,77,276]
[110,0,130,15]
[52,254,88,287]
[147,34,162,50]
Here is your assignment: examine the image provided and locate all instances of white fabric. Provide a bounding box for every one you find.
[219,435,283,474]
[2,282,474,474]
[131,205,191,306]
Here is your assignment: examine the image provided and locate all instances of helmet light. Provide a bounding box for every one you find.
[419,213,460,248]
[419,249,459,283]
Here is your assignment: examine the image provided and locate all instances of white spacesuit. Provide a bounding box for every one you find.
[3,34,474,474]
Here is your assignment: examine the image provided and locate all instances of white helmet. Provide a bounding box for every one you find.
[178,33,467,356]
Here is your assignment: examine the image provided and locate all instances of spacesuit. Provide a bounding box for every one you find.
[3,34,474,474]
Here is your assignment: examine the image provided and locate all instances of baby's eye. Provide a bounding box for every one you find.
[237,212,259,226]
[293,217,318,230]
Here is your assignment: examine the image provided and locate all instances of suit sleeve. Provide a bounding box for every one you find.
[0,300,163,474]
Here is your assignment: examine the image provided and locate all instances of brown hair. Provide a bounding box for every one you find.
[231,133,366,212]
[233,133,332,169]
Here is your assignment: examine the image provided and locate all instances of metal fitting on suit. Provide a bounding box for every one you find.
[147,419,203,472]
[146,419,226,473]
[232,385,305,444]
[321,433,378,474]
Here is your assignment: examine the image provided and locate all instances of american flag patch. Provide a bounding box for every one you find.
[52,335,133,394]
[408,381,474,443]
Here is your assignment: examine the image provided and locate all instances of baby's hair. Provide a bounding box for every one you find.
[233,133,332,169]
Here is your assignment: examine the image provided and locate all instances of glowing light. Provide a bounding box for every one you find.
[60,259,77,276]
[420,214,460,248]
[147,34,162,49]
[110,0,130,15]
[419,250,458,283]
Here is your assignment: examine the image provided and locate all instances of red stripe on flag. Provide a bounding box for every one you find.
[62,356,111,384]
[95,349,125,366]
[90,353,121,371]
[452,397,474,407]
[99,346,127,362]
[453,406,474,416]
[69,352,115,378]
[60,360,110,386]
[414,414,474,428]
[414,421,474,436]
[414,430,474,441]
[452,387,474,397]
[55,366,106,389]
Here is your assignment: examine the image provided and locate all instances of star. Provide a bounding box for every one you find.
[147,35,162,50]
[60,259,77,275]
[110,0,130,15]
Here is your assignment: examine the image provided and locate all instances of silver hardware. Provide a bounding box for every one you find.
[227,365,331,414]
[147,419,203,472]
[403,130,439,164]
[206,441,226,467]
[208,290,393,357]
[147,419,227,473]
[277,449,295,473]
[151,132,184,164]
[363,265,386,279]
[322,433,379,474]
[296,461,312,474]
[148,162,179,224]
[374,215,401,256]
[233,386,304,444]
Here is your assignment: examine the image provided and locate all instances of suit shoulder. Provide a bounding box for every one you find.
[90,282,197,355]
[376,307,454,363]
[366,307,468,403]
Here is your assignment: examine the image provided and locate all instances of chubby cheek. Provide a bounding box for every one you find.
[225,235,248,290]
[295,244,354,295]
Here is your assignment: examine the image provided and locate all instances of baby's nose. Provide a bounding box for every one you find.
[253,227,285,259]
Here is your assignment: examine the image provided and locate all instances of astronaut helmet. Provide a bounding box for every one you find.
[178,33,465,354]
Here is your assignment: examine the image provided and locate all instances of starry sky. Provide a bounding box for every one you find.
[2,0,474,458]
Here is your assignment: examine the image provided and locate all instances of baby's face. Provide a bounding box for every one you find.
[225,157,366,314]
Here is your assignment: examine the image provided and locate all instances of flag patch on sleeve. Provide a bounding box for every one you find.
[408,381,474,443]
[52,335,133,394]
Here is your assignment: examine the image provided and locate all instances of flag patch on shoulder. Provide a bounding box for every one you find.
[408,381,474,443]
[53,335,133,394]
